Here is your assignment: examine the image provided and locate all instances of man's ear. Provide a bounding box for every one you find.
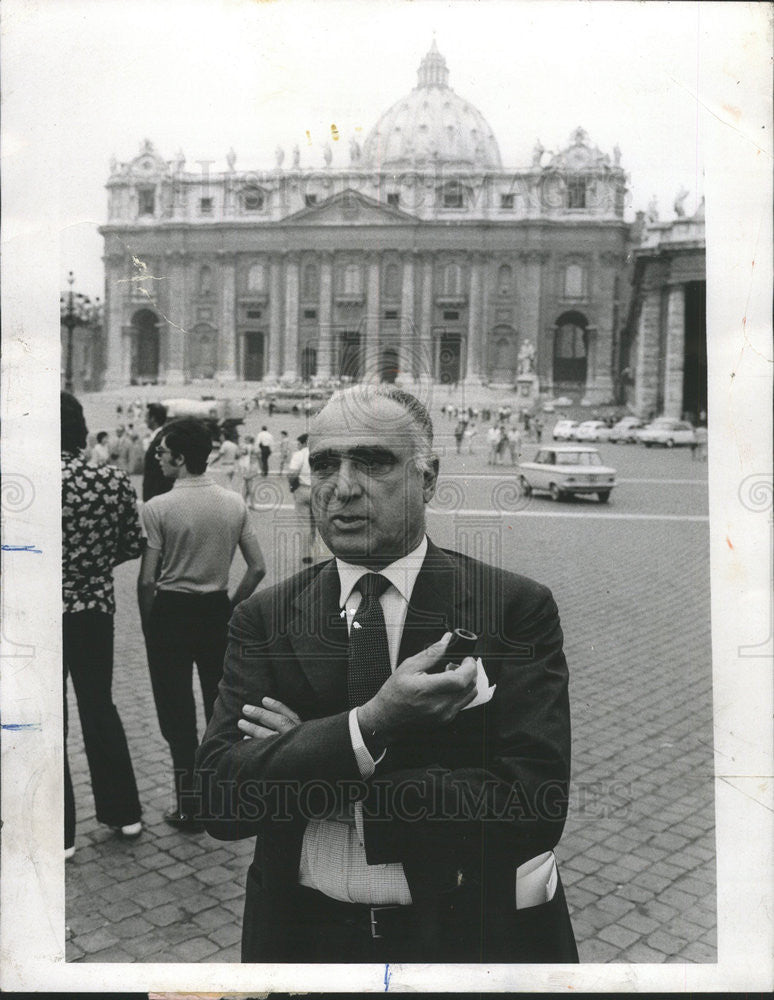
[422,455,440,502]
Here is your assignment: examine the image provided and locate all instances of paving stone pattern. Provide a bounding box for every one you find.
[65,403,715,964]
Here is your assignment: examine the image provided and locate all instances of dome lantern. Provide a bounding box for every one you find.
[417,39,449,89]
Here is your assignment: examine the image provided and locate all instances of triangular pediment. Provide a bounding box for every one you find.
[283,189,417,225]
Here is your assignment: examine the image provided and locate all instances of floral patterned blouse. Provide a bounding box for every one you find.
[61,450,143,613]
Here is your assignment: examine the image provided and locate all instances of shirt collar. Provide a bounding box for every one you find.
[172,473,215,488]
[336,535,428,608]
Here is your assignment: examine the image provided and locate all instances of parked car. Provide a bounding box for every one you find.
[575,420,612,442]
[609,416,645,443]
[552,419,579,441]
[637,418,697,448]
[517,446,616,503]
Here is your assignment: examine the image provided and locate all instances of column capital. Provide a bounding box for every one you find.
[517,250,549,265]
[163,249,187,262]
[284,251,301,266]
[365,251,381,266]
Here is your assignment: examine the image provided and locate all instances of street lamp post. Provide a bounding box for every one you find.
[60,272,95,393]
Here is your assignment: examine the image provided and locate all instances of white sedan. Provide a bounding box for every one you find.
[637,418,697,448]
[575,420,612,442]
[518,446,616,503]
[552,419,579,441]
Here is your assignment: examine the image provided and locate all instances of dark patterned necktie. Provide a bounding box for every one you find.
[347,573,392,708]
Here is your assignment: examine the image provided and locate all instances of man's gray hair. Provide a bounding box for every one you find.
[319,384,435,472]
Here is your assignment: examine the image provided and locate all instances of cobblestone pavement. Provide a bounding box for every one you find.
[65,397,714,964]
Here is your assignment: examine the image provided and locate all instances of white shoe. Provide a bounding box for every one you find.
[110,821,143,839]
[64,845,76,860]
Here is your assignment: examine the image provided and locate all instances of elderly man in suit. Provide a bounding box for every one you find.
[196,385,577,964]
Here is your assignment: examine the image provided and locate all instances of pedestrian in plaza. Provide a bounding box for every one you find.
[197,384,577,964]
[507,424,523,465]
[486,424,501,465]
[137,418,266,830]
[109,425,132,472]
[534,416,544,443]
[278,430,291,474]
[464,420,477,454]
[61,392,144,858]
[287,432,316,565]
[453,418,466,454]
[239,434,260,506]
[210,429,240,486]
[142,403,173,503]
[90,431,110,466]
[496,424,509,463]
[256,425,274,477]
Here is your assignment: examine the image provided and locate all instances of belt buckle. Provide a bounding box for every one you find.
[369,904,396,939]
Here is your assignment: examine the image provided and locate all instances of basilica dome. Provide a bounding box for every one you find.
[361,41,502,172]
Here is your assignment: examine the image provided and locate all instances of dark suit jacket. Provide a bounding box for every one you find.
[196,539,577,963]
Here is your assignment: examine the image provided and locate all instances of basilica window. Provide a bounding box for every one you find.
[200,197,213,215]
[302,263,318,299]
[138,188,155,216]
[383,263,400,299]
[442,263,463,295]
[500,193,515,209]
[442,183,464,209]
[304,194,318,207]
[387,193,400,208]
[566,177,587,209]
[342,264,362,294]
[498,264,512,296]
[242,188,265,211]
[247,263,266,293]
[564,263,586,299]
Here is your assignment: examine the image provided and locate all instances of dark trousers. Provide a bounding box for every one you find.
[259,445,271,476]
[63,611,141,847]
[145,590,230,815]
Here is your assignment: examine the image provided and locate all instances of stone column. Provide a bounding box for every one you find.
[663,283,685,418]
[281,253,300,380]
[102,256,126,388]
[519,250,543,378]
[267,255,282,381]
[318,252,334,378]
[464,255,482,385]
[396,251,415,385]
[634,287,662,418]
[164,252,186,383]
[584,253,616,403]
[364,254,380,381]
[418,255,434,383]
[120,324,134,386]
[216,252,237,382]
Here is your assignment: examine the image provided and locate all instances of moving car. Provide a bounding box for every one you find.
[552,419,579,441]
[517,445,616,503]
[637,418,696,448]
[575,420,611,442]
[608,416,645,443]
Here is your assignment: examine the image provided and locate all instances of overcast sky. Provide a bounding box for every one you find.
[4,0,761,299]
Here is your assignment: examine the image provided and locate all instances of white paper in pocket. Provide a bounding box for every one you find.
[460,657,495,710]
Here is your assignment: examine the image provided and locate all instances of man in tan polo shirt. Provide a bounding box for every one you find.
[138,418,266,831]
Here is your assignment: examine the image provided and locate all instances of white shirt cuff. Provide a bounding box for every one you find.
[348,707,386,778]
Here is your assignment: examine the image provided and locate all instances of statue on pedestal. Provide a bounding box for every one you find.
[292,145,300,168]
[323,142,332,167]
[673,186,689,218]
[518,338,536,376]
[646,195,659,223]
[226,147,237,171]
[531,140,544,167]
[275,145,285,168]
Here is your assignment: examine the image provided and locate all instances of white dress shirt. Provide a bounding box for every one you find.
[297,537,429,904]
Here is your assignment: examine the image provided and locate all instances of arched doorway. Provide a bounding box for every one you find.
[338,331,361,381]
[300,345,317,381]
[243,331,265,381]
[488,325,518,382]
[438,332,462,385]
[553,311,589,388]
[188,324,217,379]
[130,309,160,383]
[380,346,399,383]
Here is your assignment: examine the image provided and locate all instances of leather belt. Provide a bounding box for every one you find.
[298,886,414,940]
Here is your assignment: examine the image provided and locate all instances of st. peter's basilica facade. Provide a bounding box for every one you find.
[99,43,667,406]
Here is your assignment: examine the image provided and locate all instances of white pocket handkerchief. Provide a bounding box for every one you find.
[461,657,495,710]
